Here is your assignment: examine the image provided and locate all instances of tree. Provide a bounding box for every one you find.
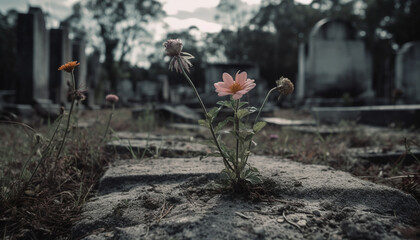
[66,0,164,92]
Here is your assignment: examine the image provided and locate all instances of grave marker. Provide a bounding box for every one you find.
[15,7,50,104]
[395,41,420,104]
[302,19,372,103]
[49,24,72,105]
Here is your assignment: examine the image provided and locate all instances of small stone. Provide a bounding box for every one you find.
[277,217,285,223]
[312,210,321,217]
[24,190,35,196]
[297,220,307,227]
[253,226,265,236]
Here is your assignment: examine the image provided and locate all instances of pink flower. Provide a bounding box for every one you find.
[214,71,256,100]
[105,94,119,103]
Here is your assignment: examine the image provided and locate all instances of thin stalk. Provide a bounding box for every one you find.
[177,58,233,172]
[234,99,240,181]
[24,114,63,183]
[56,71,77,159]
[245,87,278,162]
[254,87,277,124]
[102,103,115,141]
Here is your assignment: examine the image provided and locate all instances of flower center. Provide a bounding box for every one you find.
[229,82,242,94]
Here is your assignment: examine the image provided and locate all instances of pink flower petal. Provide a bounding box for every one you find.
[236,71,247,85]
[222,73,234,85]
[232,93,243,100]
[218,92,231,96]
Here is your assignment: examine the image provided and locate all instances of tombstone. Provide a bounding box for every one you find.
[137,79,158,102]
[395,41,420,104]
[117,79,134,104]
[72,39,87,94]
[86,50,101,107]
[49,23,72,105]
[15,7,50,104]
[301,19,372,104]
[157,74,169,102]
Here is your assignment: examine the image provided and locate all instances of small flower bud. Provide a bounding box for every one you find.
[105,94,119,103]
[276,77,294,96]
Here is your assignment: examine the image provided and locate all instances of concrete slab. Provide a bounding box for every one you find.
[132,104,201,124]
[312,105,420,127]
[114,131,194,142]
[105,139,211,158]
[73,156,420,240]
[348,147,420,164]
[167,123,208,133]
[262,117,316,127]
[288,125,351,136]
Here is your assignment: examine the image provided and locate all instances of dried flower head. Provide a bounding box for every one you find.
[75,91,86,101]
[105,94,119,103]
[58,61,80,72]
[163,39,183,56]
[275,77,294,96]
[163,39,194,73]
[214,71,256,100]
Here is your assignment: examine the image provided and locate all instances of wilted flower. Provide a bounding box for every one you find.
[105,94,119,103]
[275,77,294,96]
[58,61,80,72]
[214,71,256,100]
[163,39,194,73]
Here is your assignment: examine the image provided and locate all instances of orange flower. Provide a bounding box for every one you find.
[58,61,80,72]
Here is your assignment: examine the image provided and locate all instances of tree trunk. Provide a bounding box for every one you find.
[104,38,118,92]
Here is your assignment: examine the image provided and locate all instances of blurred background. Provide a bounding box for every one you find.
[0,0,419,113]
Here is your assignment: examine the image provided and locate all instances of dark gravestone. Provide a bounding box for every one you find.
[86,50,101,108]
[15,7,50,104]
[72,39,87,92]
[395,41,420,104]
[303,19,372,102]
[49,25,72,105]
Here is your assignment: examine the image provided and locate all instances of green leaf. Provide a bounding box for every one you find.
[237,107,257,119]
[246,174,262,185]
[198,119,210,128]
[253,122,267,133]
[217,100,234,109]
[214,117,234,132]
[243,167,262,185]
[207,106,223,122]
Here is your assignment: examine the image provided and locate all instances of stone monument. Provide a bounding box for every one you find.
[300,19,372,105]
[49,23,72,105]
[15,7,50,104]
[395,41,420,104]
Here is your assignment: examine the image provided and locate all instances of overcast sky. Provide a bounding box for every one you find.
[0,0,311,33]
[0,0,311,67]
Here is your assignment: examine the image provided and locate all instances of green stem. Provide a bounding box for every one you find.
[177,58,234,172]
[56,71,77,159]
[102,103,115,141]
[27,114,63,184]
[234,99,240,181]
[254,87,277,124]
[245,87,278,162]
